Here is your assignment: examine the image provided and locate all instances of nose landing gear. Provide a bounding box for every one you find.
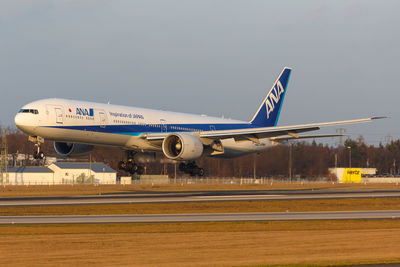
[29,136,45,160]
[179,161,204,177]
[33,146,45,160]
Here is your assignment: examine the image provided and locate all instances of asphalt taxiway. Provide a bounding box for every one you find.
[1,189,400,206]
[1,210,400,224]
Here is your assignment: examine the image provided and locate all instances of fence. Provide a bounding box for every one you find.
[130,176,329,185]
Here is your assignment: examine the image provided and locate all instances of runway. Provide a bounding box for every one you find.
[1,189,400,206]
[1,210,400,224]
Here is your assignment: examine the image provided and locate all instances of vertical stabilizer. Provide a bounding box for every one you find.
[249,67,292,127]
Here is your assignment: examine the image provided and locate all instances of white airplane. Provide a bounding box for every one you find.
[14,67,383,176]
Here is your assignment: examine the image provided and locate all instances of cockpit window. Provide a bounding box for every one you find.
[19,109,39,114]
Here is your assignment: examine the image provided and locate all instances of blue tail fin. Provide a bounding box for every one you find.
[249,67,292,127]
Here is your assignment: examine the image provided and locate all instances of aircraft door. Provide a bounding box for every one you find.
[55,108,63,124]
[99,111,107,128]
[160,119,167,132]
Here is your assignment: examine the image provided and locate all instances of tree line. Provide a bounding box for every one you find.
[3,127,399,178]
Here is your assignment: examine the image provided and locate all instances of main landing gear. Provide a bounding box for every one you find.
[118,151,144,175]
[179,161,204,177]
[29,136,45,160]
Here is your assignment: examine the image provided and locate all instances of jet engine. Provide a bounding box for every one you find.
[54,142,94,157]
[162,133,204,161]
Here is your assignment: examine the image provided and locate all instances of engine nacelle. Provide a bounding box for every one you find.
[162,133,204,161]
[54,142,94,157]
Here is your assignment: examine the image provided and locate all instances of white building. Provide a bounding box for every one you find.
[3,162,117,185]
[7,166,55,185]
[48,162,117,184]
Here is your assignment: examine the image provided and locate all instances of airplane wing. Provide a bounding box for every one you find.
[144,116,385,142]
[198,117,384,141]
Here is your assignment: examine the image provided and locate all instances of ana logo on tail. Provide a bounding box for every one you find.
[249,67,291,127]
[265,80,285,119]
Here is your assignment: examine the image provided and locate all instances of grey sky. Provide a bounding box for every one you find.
[0,0,398,144]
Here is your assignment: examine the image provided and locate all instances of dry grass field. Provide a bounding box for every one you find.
[1,221,400,266]
[1,182,400,197]
[2,183,400,266]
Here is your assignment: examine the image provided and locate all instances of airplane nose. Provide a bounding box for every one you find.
[14,113,34,130]
[14,113,21,126]
[14,113,24,129]
[14,109,38,134]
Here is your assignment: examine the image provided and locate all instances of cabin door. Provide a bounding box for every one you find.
[55,108,63,124]
[160,119,167,132]
[99,111,106,128]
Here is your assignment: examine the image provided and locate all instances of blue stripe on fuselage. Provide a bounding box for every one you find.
[43,123,257,136]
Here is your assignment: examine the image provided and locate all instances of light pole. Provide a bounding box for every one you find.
[289,143,293,182]
[253,153,257,180]
[89,153,92,184]
[347,146,351,168]
[334,153,338,169]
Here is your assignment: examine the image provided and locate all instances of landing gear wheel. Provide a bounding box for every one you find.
[192,167,204,177]
[38,151,45,159]
[33,149,45,160]
[197,168,204,177]
[125,161,134,172]
[118,161,126,170]
[29,136,45,161]
[119,151,145,176]
[180,162,205,177]
[132,164,139,173]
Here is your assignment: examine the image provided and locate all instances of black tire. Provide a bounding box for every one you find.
[132,164,139,172]
[198,168,204,177]
[187,162,196,169]
[118,161,126,170]
[126,162,134,172]
[127,164,139,175]
[38,152,45,159]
